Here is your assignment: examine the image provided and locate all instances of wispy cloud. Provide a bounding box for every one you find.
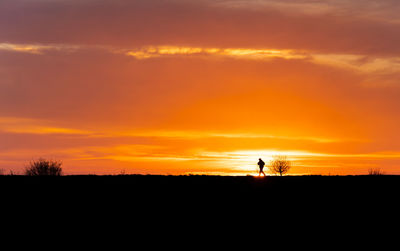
[0,42,307,60]
[3,41,400,84]
[213,0,400,23]
[84,129,353,143]
[0,116,351,143]
[0,43,47,54]
[3,0,400,56]
[312,54,400,74]
[125,46,306,60]
[0,43,80,54]
[123,45,400,76]
[0,117,92,135]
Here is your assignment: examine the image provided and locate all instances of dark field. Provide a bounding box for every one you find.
[2,174,399,202]
[2,175,398,236]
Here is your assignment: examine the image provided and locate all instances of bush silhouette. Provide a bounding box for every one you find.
[368,168,384,176]
[269,155,291,176]
[25,158,63,176]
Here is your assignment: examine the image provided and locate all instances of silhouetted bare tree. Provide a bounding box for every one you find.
[25,158,63,176]
[269,155,291,176]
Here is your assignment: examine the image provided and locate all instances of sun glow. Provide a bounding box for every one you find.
[197,150,321,175]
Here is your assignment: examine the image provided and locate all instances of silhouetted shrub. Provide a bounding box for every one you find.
[368,168,384,176]
[25,158,63,176]
[269,155,291,176]
[8,170,18,176]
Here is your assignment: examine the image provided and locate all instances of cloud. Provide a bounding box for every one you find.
[2,41,400,79]
[0,117,93,135]
[0,115,349,143]
[311,54,400,75]
[214,0,400,22]
[0,43,48,54]
[0,42,99,55]
[123,45,400,78]
[1,0,400,56]
[124,46,307,60]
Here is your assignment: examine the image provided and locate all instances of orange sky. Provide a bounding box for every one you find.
[1,0,400,175]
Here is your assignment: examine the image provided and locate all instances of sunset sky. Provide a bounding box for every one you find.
[1,0,400,175]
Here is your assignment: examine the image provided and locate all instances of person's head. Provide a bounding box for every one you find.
[259,158,262,160]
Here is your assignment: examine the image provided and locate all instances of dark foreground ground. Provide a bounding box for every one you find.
[2,175,398,241]
[2,174,399,202]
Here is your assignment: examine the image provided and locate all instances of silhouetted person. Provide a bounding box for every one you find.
[257,158,266,177]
